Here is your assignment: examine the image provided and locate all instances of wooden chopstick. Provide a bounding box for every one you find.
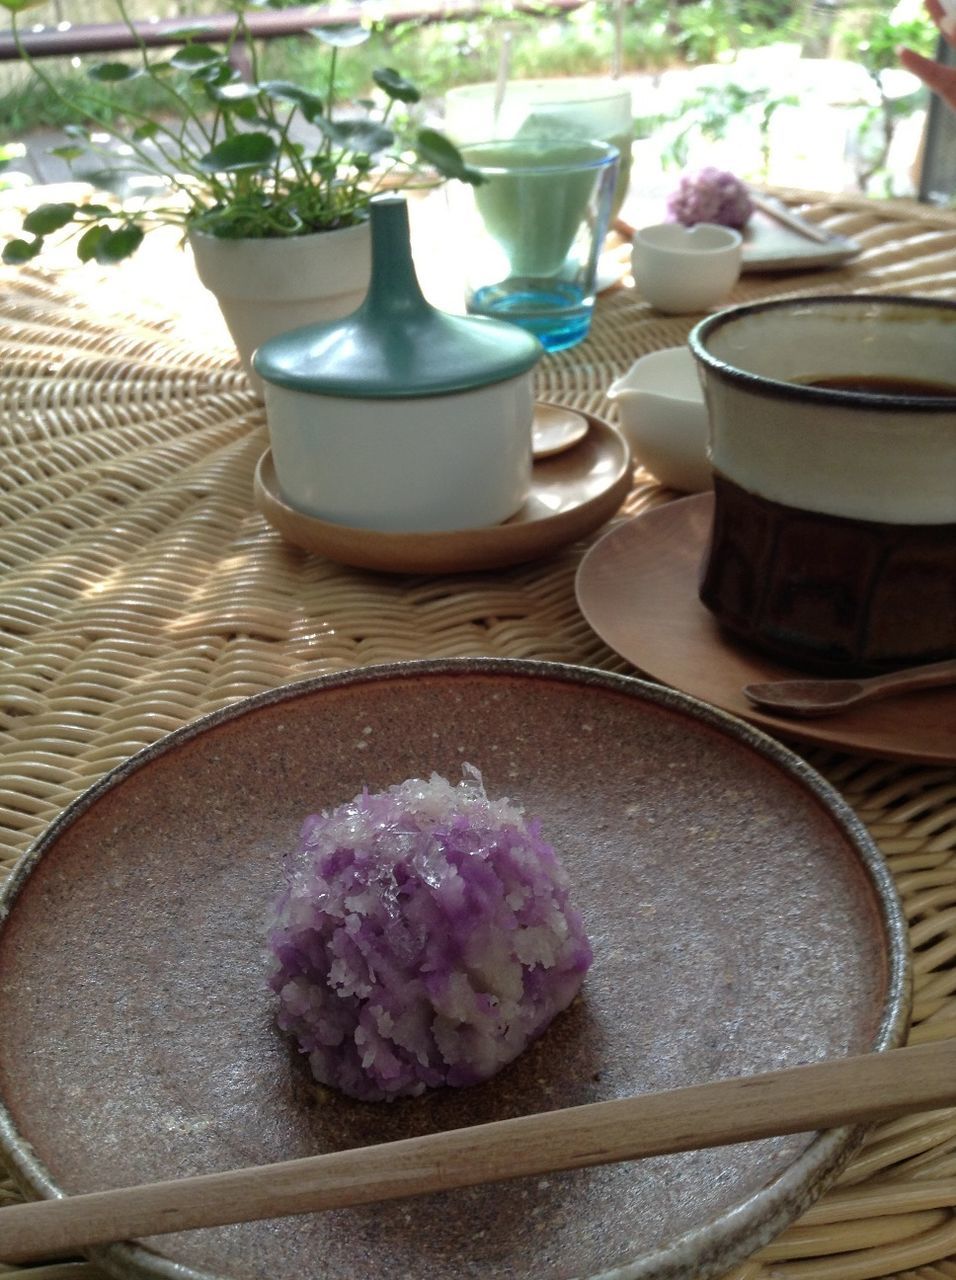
[1,1041,954,1265]
[749,192,835,244]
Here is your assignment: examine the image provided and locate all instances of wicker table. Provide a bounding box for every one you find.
[1,188,955,1280]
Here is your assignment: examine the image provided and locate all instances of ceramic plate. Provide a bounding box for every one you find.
[254,410,631,574]
[0,660,909,1280]
[738,207,861,273]
[615,200,860,274]
[575,495,956,764]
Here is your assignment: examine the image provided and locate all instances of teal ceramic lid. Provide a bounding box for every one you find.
[253,195,542,398]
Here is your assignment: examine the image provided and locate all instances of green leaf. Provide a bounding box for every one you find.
[22,202,77,235]
[76,224,110,263]
[93,224,145,263]
[0,0,48,12]
[308,25,370,49]
[169,43,222,69]
[2,237,42,263]
[211,82,261,103]
[198,133,278,173]
[87,62,142,82]
[372,67,421,105]
[311,155,336,179]
[80,204,113,216]
[261,80,325,122]
[208,82,260,119]
[319,119,393,156]
[132,122,160,142]
[50,145,85,162]
[415,129,485,185]
[194,61,234,88]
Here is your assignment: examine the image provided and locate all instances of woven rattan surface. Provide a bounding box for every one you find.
[1,188,955,1280]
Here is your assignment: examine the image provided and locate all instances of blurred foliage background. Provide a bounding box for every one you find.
[0,0,940,194]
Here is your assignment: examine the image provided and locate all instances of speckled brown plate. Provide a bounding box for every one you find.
[0,660,909,1280]
[253,409,631,574]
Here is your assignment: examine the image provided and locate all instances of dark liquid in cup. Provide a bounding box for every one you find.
[800,374,956,397]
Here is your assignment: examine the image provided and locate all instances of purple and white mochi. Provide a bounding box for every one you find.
[267,766,592,1101]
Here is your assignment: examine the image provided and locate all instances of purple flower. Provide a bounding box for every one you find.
[667,167,753,230]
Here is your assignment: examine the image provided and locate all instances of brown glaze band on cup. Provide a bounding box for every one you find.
[689,296,956,676]
[701,473,956,674]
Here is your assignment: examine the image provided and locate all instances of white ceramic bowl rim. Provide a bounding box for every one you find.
[635,223,743,255]
[689,295,956,411]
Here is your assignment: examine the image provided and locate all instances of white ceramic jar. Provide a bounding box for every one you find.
[254,196,542,534]
[259,375,534,533]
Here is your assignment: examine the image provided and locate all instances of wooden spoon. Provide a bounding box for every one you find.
[532,402,589,458]
[743,658,956,719]
[0,1040,954,1265]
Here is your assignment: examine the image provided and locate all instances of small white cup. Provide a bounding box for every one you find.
[632,222,742,314]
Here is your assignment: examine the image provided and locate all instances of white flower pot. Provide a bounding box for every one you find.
[188,222,372,394]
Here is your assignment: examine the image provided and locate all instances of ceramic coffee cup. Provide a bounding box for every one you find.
[689,295,956,674]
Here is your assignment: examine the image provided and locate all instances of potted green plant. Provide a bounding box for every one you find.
[1,0,479,386]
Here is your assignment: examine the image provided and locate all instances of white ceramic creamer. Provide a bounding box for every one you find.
[606,346,711,492]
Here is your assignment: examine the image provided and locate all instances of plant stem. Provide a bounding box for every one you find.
[9,12,206,203]
[236,7,262,87]
[316,45,341,213]
[113,0,214,151]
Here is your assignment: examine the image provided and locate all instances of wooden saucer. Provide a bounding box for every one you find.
[575,493,956,764]
[254,412,631,575]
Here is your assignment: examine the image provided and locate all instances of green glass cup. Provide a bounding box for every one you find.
[450,138,619,352]
[444,78,634,221]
